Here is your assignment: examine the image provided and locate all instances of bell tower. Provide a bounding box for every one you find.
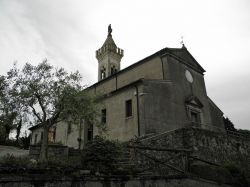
[96,24,123,81]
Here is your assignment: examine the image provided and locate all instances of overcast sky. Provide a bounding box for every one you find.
[0,0,249,130]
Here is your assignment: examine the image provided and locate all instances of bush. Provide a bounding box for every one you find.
[190,162,232,184]
[81,136,122,174]
[223,162,249,187]
[0,154,82,170]
[46,156,81,168]
[18,135,30,149]
[0,139,18,147]
[0,154,34,168]
[0,126,7,143]
[0,135,30,149]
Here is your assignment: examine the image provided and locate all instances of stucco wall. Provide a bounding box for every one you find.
[55,121,84,149]
[95,77,116,95]
[95,85,142,141]
[208,99,225,131]
[30,121,85,149]
[162,55,215,130]
[30,128,43,145]
[117,57,163,87]
[89,56,163,96]
[141,80,180,134]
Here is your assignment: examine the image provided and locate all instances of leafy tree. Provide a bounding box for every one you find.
[7,60,97,163]
[0,73,28,144]
[0,76,17,143]
[223,117,236,132]
[237,129,250,138]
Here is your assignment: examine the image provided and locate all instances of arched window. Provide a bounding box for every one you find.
[111,66,117,75]
[100,68,106,79]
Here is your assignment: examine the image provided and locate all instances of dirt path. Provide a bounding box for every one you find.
[0,145,29,157]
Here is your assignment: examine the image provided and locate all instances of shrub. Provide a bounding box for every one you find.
[223,162,249,187]
[0,154,34,168]
[81,136,122,174]
[19,135,30,149]
[190,162,232,184]
[46,156,81,168]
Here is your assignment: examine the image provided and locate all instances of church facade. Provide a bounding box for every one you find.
[29,26,225,149]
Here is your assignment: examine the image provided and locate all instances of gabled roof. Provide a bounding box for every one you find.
[90,46,206,89]
[156,46,205,73]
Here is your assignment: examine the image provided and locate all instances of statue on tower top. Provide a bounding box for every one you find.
[108,24,112,36]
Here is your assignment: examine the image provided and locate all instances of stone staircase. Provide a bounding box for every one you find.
[68,148,81,157]
[113,148,140,174]
[114,147,155,175]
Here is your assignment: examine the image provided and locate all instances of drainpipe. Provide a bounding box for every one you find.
[78,119,82,150]
[160,57,165,80]
[115,74,118,90]
[135,85,140,136]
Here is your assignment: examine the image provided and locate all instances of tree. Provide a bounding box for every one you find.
[0,76,17,143]
[7,60,97,163]
[223,117,236,132]
[0,74,28,144]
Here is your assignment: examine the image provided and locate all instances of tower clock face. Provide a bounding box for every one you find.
[185,70,193,83]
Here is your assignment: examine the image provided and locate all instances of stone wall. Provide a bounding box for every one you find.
[0,175,232,187]
[138,127,250,166]
[126,127,249,185]
[29,145,69,158]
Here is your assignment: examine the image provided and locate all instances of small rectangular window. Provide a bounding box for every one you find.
[67,122,72,134]
[125,99,132,117]
[191,111,201,123]
[87,124,93,142]
[34,134,38,144]
[53,127,56,142]
[101,109,106,124]
[40,132,43,142]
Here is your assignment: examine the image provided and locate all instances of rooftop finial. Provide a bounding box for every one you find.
[108,24,112,36]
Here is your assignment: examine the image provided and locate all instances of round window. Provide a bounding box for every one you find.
[185,70,193,83]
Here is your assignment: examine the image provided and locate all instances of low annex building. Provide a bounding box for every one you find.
[29,25,225,149]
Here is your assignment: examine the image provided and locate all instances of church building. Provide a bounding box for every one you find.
[29,25,225,149]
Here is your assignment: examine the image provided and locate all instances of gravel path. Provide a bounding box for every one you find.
[0,145,29,157]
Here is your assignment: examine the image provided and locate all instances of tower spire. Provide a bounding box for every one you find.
[96,25,124,81]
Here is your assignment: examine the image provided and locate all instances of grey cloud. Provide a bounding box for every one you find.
[0,0,249,130]
[208,72,250,129]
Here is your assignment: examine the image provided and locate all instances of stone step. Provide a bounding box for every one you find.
[116,157,132,161]
[116,162,132,166]
[114,164,136,170]
[137,171,154,176]
[121,152,131,156]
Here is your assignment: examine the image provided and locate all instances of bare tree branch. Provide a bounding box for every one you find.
[29,105,43,123]
[35,93,47,121]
